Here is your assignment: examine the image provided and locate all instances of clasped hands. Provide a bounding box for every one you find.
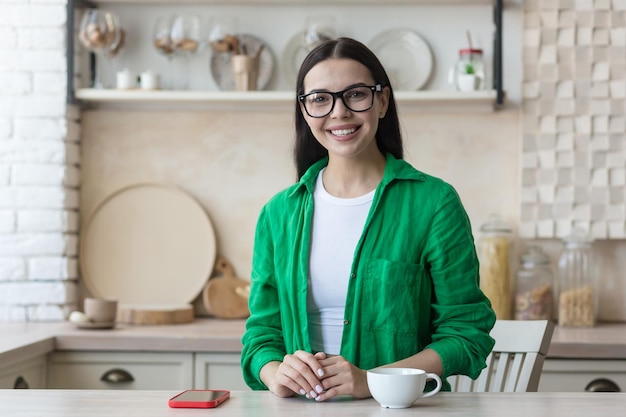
[264,350,371,402]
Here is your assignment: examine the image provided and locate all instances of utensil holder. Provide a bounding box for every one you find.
[232,54,259,91]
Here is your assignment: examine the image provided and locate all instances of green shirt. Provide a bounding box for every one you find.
[241,153,495,391]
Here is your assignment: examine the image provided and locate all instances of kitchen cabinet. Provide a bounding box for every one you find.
[47,351,194,390]
[68,0,506,110]
[539,359,626,392]
[0,354,48,389]
[194,353,249,390]
[46,350,248,390]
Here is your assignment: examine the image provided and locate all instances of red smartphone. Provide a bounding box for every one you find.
[168,389,230,408]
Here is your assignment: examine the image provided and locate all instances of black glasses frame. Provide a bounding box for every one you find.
[298,84,383,118]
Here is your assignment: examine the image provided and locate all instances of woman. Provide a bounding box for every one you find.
[241,37,495,402]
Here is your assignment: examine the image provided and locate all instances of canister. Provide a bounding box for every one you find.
[515,245,554,321]
[557,229,596,327]
[449,48,485,92]
[477,214,513,320]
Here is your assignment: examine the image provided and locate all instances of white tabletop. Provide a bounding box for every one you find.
[1,390,624,417]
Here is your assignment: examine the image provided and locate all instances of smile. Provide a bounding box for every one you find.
[329,127,357,136]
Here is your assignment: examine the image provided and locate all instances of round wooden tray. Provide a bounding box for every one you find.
[80,183,216,306]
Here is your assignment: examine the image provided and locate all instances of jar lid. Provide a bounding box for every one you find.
[521,245,550,266]
[480,213,511,233]
[459,48,483,55]
[562,228,592,246]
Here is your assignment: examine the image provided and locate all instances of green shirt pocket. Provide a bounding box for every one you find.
[362,258,431,336]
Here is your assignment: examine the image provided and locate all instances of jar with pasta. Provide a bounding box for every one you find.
[477,214,513,320]
[515,245,554,321]
[557,229,596,327]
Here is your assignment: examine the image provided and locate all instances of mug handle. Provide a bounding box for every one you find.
[422,373,442,398]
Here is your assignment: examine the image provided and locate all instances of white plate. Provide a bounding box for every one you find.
[80,183,216,305]
[281,30,311,88]
[210,33,274,91]
[368,29,433,91]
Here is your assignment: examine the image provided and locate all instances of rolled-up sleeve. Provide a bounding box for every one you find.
[423,185,496,379]
[240,207,287,390]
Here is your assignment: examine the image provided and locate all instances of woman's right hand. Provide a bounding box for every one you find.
[260,351,326,399]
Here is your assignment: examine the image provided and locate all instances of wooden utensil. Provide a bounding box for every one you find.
[202,256,250,319]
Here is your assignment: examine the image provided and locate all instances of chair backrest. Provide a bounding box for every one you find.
[448,320,554,392]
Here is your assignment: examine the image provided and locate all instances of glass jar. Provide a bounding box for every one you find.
[477,214,513,320]
[557,229,596,327]
[450,48,485,92]
[515,245,554,321]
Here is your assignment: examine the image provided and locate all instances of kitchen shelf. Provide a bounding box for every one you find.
[80,0,503,5]
[68,0,505,109]
[75,88,500,111]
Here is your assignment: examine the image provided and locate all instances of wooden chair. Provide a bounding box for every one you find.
[448,319,555,392]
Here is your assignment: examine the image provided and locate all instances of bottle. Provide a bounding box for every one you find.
[450,48,485,92]
[477,214,513,320]
[515,245,554,321]
[557,229,596,327]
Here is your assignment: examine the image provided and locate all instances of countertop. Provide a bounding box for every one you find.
[0,319,246,364]
[1,319,626,364]
[0,390,625,417]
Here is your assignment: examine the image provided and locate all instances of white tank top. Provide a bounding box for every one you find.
[307,169,375,354]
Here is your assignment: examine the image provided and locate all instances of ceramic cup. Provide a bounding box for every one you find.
[139,71,160,90]
[116,68,134,89]
[367,368,442,409]
[83,298,118,323]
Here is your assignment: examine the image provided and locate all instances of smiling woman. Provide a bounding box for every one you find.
[240,37,496,403]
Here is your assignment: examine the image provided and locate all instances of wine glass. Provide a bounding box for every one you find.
[170,14,203,90]
[78,9,121,88]
[208,15,238,53]
[153,15,177,89]
[107,27,125,69]
[303,15,336,52]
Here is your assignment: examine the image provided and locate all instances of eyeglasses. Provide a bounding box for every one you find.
[298,84,383,118]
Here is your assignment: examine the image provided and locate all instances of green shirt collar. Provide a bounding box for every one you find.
[290,153,425,197]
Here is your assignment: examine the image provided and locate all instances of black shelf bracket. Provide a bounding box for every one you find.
[66,0,96,105]
[493,0,504,108]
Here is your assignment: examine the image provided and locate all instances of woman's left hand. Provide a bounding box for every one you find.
[313,352,371,401]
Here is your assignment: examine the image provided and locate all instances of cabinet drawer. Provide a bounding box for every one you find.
[194,353,248,391]
[539,359,626,392]
[0,355,47,389]
[47,351,193,390]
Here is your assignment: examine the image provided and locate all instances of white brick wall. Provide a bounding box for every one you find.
[0,0,78,322]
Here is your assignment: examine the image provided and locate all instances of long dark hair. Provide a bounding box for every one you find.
[293,37,404,179]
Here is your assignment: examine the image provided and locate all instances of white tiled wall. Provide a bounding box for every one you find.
[0,0,79,320]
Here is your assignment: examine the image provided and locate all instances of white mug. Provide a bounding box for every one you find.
[116,68,134,89]
[367,368,442,409]
[140,71,160,90]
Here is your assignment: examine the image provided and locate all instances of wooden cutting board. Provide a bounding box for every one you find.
[117,304,194,325]
[202,256,250,319]
[80,183,216,306]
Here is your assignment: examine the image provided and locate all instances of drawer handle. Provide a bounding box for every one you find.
[14,376,29,389]
[100,368,135,384]
[585,378,621,392]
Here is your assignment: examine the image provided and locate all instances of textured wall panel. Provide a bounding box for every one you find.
[521,2,626,239]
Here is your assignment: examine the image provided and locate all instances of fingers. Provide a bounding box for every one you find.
[313,356,371,401]
[278,351,325,399]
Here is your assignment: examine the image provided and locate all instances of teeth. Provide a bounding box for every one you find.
[330,128,356,136]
